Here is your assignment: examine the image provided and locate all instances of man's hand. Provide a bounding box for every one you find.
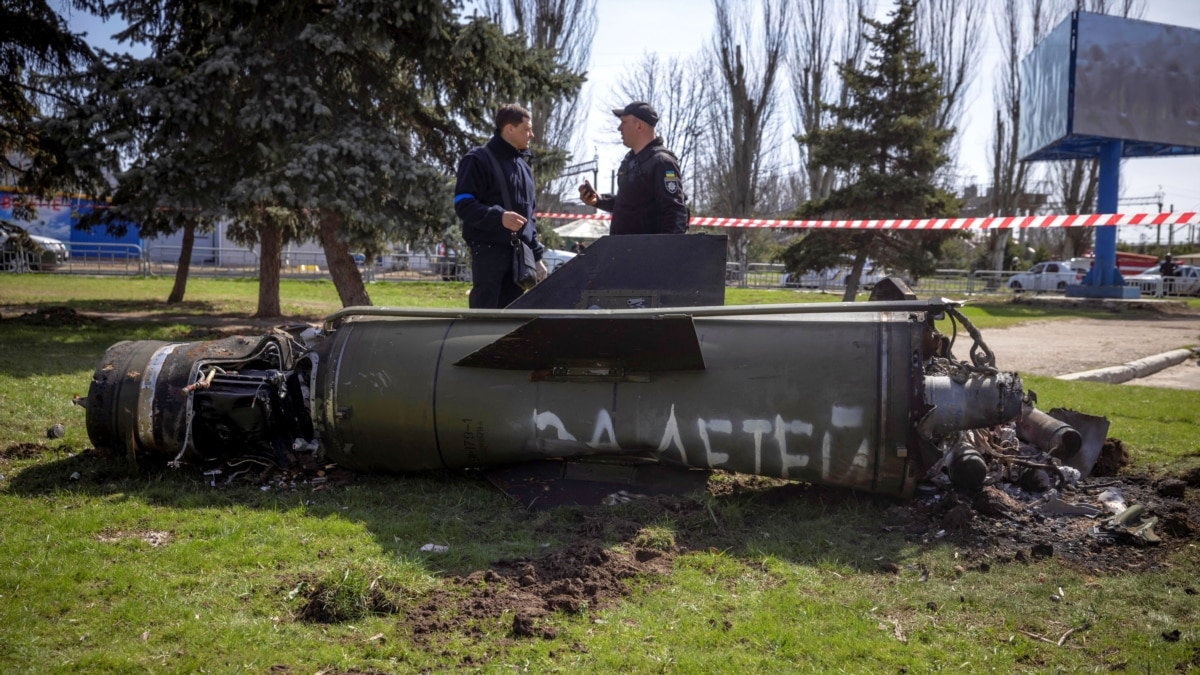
[502,211,527,231]
[578,181,599,207]
[535,260,548,282]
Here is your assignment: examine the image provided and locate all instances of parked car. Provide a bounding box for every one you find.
[435,248,470,281]
[842,260,891,290]
[541,248,576,274]
[0,225,69,272]
[781,266,843,289]
[1007,261,1081,293]
[1126,264,1200,296]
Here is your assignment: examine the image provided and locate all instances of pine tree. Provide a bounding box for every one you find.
[0,1,93,196]
[44,0,580,315]
[783,0,960,301]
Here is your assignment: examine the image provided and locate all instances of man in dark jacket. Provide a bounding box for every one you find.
[578,102,688,235]
[454,104,547,308]
[1160,254,1180,295]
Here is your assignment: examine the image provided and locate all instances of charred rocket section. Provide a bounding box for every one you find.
[83,300,1027,499]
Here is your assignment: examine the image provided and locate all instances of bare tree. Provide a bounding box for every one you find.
[707,0,790,271]
[913,0,986,185]
[983,0,1062,270]
[1043,0,1144,259]
[613,53,713,205]
[790,0,873,202]
[484,0,597,208]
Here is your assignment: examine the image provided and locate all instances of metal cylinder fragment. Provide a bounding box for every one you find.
[1017,406,1082,462]
[947,444,988,490]
[919,373,1024,438]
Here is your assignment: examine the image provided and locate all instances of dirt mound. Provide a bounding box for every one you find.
[0,442,51,460]
[7,306,103,327]
[407,539,676,642]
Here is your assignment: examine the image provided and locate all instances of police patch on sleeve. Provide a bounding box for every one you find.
[664,170,680,194]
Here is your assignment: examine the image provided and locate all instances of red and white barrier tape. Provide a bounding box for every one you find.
[535,211,1200,230]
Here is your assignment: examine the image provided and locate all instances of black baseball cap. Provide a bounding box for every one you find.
[612,101,659,127]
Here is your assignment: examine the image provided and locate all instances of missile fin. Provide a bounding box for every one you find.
[454,316,706,371]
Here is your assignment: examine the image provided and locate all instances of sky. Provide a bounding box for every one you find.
[67,1,1200,235]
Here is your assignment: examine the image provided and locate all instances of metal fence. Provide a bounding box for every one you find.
[16,242,1171,299]
[2,241,146,275]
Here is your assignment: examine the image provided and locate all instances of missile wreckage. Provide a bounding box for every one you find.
[81,235,1092,500]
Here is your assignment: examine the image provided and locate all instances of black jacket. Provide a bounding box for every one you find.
[454,134,543,258]
[596,137,688,235]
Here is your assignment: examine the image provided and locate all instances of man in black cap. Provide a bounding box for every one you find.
[578,101,688,235]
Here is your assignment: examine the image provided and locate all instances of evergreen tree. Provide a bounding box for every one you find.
[0,1,93,197]
[783,0,960,301]
[44,0,580,315]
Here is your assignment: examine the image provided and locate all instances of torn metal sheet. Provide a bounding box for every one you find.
[1047,408,1110,477]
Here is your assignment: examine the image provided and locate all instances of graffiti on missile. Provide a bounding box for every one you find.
[533,403,871,482]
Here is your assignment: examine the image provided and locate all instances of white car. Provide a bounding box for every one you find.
[541,248,576,274]
[0,226,69,271]
[1008,261,1081,293]
[1126,264,1200,297]
[781,267,844,289]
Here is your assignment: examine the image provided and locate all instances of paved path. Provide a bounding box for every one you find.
[979,315,1200,390]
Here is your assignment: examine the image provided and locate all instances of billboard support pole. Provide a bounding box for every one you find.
[1068,139,1139,298]
[1093,139,1121,287]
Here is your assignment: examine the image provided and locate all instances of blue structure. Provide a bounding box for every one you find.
[1018,11,1200,299]
[0,191,141,258]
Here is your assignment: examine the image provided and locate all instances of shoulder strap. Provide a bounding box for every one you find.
[476,146,514,212]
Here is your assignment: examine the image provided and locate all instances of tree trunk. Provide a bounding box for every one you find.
[318,210,372,307]
[255,217,283,318]
[167,220,195,304]
[987,230,1011,272]
[728,230,748,288]
[842,245,869,302]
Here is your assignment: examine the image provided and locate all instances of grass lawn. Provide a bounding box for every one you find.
[1,274,1197,673]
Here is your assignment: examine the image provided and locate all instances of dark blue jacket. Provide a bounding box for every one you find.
[454,134,543,259]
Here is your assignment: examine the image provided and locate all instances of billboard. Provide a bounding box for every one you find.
[1019,12,1200,160]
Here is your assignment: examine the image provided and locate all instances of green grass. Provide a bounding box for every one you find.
[1,275,1198,672]
[2,273,1153,329]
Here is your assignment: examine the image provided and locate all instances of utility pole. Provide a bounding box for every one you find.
[1118,191,1164,249]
